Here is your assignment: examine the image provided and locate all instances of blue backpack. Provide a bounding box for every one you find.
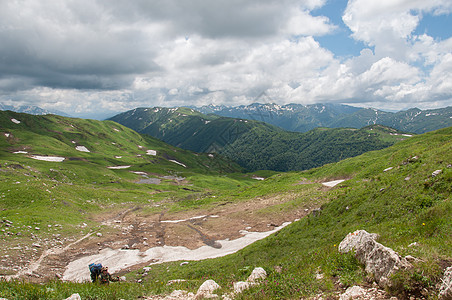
[89,263,102,282]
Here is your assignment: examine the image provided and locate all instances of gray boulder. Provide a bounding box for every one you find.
[339,230,412,287]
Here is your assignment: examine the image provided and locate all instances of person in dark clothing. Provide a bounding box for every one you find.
[99,267,119,285]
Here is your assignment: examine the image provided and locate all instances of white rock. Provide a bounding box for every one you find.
[339,286,366,300]
[432,169,442,177]
[247,267,267,283]
[439,266,452,299]
[96,232,102,237]
[195,279,220,298]
[233,281,251,293]
[338,230,379,253]
[65,293,81,300]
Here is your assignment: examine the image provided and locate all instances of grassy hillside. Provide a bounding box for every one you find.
[0,111,257,277]
[110,108,411,172]
[1,110,450,299]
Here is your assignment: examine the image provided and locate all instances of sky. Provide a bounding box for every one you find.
[0,0,451,119]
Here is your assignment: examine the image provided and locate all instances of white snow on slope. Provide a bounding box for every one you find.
[63,221,292,282]
[322,179,346,187]
[146,150,157,156]
[107,166,131,169]
[30,155,65,162]
[169,160,186,167]
[75,146,90,152]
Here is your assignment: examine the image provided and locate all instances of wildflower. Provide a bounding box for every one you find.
[422,223,425,226]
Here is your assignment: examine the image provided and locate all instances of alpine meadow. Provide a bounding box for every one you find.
[0,108,451,299]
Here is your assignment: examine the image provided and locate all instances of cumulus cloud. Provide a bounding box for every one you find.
[0,0,451,117]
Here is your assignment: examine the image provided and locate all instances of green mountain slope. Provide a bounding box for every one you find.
[110,108,412,172]
[1,122,449,299]
[0,111,249,248]
[135,126,452,298]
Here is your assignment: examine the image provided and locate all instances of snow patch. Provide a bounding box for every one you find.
[13,151,28,154]
[11,118,21,124]
[169,160,186,167]
[63,221,292,282]
[322,179,346,187]
[161,215,208,224]
[146,150,157,156]
[30,155,65,162]
[4,133,10,137]
[75,146,90,153]
[107,166,131,169]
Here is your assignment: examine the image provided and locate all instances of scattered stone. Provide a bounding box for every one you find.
[432,170,442,177]
[247,267,267,283]
[32,243,41,248]
[120,276,126,281]
[167,279,187,286]
[404,255,421,263]
[195,279,220,299]
[383,167,393,172]
[180,262,189,266]
[339,286,366,300]
[143,267,152,272]
[233,281,250,293]
[96,232,102,237]
[408,242,418,247]
[439,266,452,300]
[65,294,81,300]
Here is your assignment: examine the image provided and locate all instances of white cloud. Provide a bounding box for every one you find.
[0,0,450,117]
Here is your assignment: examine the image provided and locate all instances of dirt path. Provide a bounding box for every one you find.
[2,189,319,282]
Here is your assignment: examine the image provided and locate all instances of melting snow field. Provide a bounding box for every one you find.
[63,222,292,282]
[169,160,186,167]
[75,146,90,152]
[146,150,157,156]
[322,179,346,187]
[107,166,131,169]
[30,155,65,162]
[11,118,21,124]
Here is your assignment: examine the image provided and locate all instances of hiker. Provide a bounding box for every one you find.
[99,266,120,285]
[89,263,103,283]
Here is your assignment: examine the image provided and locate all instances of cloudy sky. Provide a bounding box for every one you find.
[1,0,451,119]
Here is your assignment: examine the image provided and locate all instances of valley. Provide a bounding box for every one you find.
[0,110,451,299]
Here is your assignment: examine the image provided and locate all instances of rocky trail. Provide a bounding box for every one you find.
[1,190,314,283]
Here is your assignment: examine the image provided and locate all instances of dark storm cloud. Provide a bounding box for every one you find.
[0,1,160,90]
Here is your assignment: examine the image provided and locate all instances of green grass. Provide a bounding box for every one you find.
[0,111,450,299]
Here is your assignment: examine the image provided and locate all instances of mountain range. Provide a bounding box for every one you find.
[0,103,70,117]
[191,103,452,134]
[109,107,412,171]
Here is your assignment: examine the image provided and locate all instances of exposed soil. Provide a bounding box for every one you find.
[0,190,317,283]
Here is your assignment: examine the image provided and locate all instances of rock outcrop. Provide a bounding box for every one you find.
[339,230,412,287]
[439,266,452,300]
